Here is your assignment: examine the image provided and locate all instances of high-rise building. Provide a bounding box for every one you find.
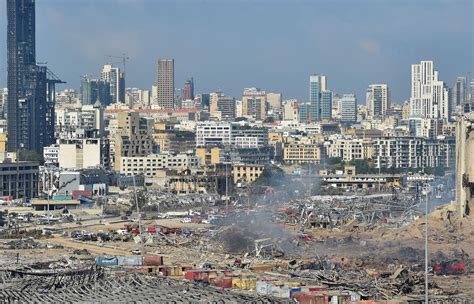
[470,79,474,103]
[157,59,175,109]
[409,61,449,121]
[309,74,332,121]
[0,89,7,119]
[451,77,467,110]
[183,78,194,101]
[101,64,125,104]
[210,92,236,120]
[320,91,333,121]
[266,92,282,111]
[340,94,357,123]
[217,96,236,120]
[242,88,267,120]
[366,84,390,118]
[7,0,59,153]
[80,76,111,106]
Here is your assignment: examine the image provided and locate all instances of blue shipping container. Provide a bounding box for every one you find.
[95,257,118,266]
[117,256,143,266]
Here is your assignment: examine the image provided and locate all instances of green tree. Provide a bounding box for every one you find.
[348,159,373,174]
[19,149,44,165]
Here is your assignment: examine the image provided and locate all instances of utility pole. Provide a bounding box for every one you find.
[132,175,144,255]
[225,151,229,210]
[424,185,429,303]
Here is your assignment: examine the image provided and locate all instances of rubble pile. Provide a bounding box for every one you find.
[278,194,420,231]
[6,238,63,250]
[0,270,278,303]
[104,191,218,213]
[290,265,448,300]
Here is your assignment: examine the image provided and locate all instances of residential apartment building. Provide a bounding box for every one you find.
[232,164,264,184]
[120,152,199,177]
[242,88,267,120]
[409,60,449,121]
[366,84,390,119]
[326,137,373,161]
[372,136,455,169]
[56,104,104,136]
[283,100,299,122]
[43,145,59,166]
[283,139,324,164]
[231,124,268,148]
[57,138,110,170]
[210,92,235,120]
[196,122,232,147]
[113,112,154,171]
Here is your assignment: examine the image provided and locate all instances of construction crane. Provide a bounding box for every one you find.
[106,53,130,74]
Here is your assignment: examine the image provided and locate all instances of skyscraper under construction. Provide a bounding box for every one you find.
[7,0,62,153]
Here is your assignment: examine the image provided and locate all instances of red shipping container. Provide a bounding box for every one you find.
[292,292,328,304]
[72,190,92,199]
[160,267,171,276]
[184,270,201,280]
[210,278,232,289]
[198,272,209,282]
[143,256,163,266]
[147,226,157,233]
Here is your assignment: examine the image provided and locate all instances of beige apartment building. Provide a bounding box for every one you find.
[283,141,324,164]
[232,164,264,184]
[196,147,221,166]
[114,112,154,171]
[120,152,199,177]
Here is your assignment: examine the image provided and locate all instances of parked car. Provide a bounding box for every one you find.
[131,249,142,255]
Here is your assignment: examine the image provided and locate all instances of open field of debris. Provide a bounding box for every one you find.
[1,190,473,303]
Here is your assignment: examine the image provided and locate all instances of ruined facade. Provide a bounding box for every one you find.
[455,112,474,217]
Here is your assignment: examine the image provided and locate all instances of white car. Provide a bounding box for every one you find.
[180,218,192,223]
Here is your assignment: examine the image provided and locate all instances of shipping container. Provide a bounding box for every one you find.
[292,292,329,304]
[290,287,302,296]
[184,270,199,280]
[301,286,328,293]
[52,195,73,201]
[117,256,143,266]
[95,257,118,266]
[72,190,92,200]
[269,285,290,298]
[210,278,232,289]
[232,278,257,290]
[256,281,270,295]
[160,267,171,276]
[143,256,163,266]
[170,266,183,276]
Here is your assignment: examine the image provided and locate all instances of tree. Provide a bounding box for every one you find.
[326,157,344,170]
[19,149,44,165]
[348,159,373,174]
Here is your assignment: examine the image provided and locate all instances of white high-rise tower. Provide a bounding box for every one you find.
[101,64,125,104]
[366,84,389,119]
[409,61,449,121]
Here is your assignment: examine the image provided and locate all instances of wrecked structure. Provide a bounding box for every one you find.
[455,112,474,217]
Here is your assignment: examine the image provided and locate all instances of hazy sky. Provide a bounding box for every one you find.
[0,0,473,103]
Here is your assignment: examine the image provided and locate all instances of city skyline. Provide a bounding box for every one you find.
[0,0,472,102]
